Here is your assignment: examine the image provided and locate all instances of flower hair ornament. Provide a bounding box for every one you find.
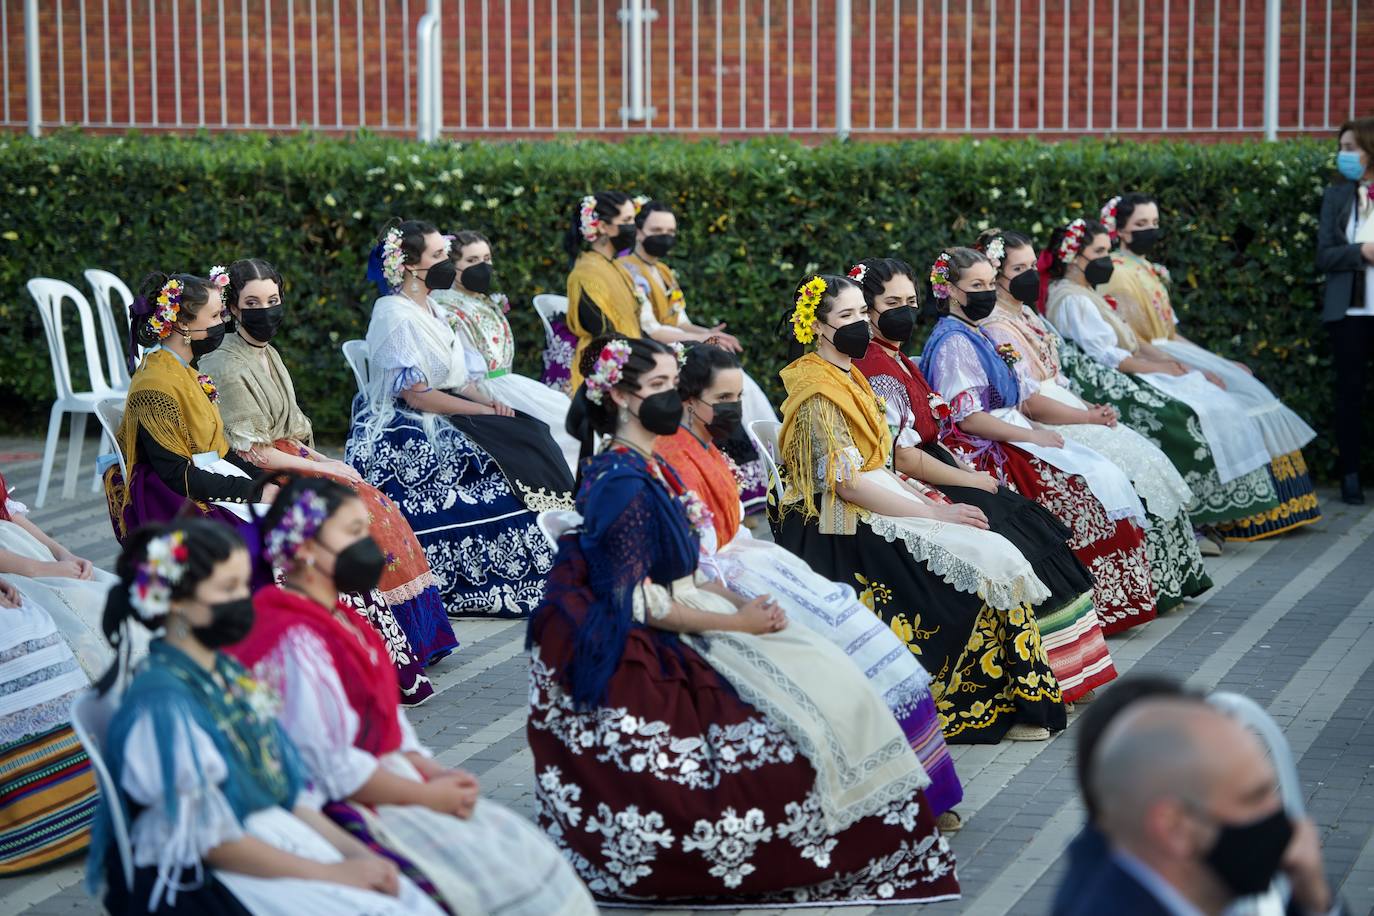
[847,263,869,285]
[672,341,689,367]
[129,530,190,621]
[264,489,330,570]
[1099,196,1122,241]
[929,252,953,299]
[207,265,230,289]
[145,277,184,340]
[578,195,602,243]
[1057,219,1090,264]
[585,338,633,404]
[632,194,651,216]
[380,227,407,290]
[982,236,1006,266]
[791,276,827,344]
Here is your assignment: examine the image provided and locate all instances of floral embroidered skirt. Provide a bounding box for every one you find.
[1214,451,1323,541]
[526,542,961,906]
[346,397,556,619]
[772,511,1066,743]
[539,316,577,397]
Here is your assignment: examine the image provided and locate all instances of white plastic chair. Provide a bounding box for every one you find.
[535,509,581,549]
[83,269,137,390]
[532,294,569,350]
[70,689,135,894]
[27,278,123,507]
[94,396,129,482]
[341,339,372,396]
[748,419,786,508]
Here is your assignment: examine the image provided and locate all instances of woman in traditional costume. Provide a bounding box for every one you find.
[563,191,644,390]
[86,519,443,916]
[199,258,453,703]
[970,232,1213,613]
[772,275,1066,743]
[0,576,96,876]
[847,259,1113,703]
[103,272,274,549]
[658,342,965,829]
[345,220,572,618]
[621,199,776,515]
[918,249,1158,636]
[232,476,596,916]
[1040,219,1282,539]
[429,230,581,471]
[528,334,960,905]
[1097,194,1321,540]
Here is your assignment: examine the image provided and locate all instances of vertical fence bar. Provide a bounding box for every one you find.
[244,0,253,125]
[24,0,38,134]
[1262,0,1279,139]
[1160,0,1168,129]
[627,0,644,120]
[645,0,654,128]
[289,0,298,126]
[667,0,674,129]
[620,0,629,128]
[916,0,923,129]
[551,0,559,129]
[504,0,512,129]
[1297,0,1306,128]
[1351,0,1359,122]
[1210,0,1218,129]
[939,0,947,131]
[332,0,341,127]
[1323,0,1332,129]
[1134,0,1142,129]
[1109,0,1117,131]
[988,0,996,130]
[265,0,275,126]
[377,0,386,128]
[892,0,899,129]
[218,0,227,125]
[785,0,791,130]
[764,0,771,130]
[459,0,468,128]
[964,0,972,131]
[3,1,10,125]
[868,0,875,130]
[1037,0,1044,130]
[56,0,65,124]
[79,0,90,125]
[836,0,851,137]
[717,0,724,131]
[1012,0,1019,131]
[129,0,137,123]
[150,0,159,125]
[528,0,535,129]
[193,0,204,125]
[172,0,183,125]
[403,0,411,129]
[309,0,319,126]
[1086,0,1093,130]
[1061,0,1069,128]
[738,0,746,129]
[356,0,365,125]
[1237,0,1245,128]
[575,0,582,129]
[483,0,494,130]
[810,0,817,130]
[597,0,605,128]
[1185,0,1193,129]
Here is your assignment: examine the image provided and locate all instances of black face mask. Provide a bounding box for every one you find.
[1083,256,1116,287]
[423,259,458,292]
[237,305,285,343]
[191,322,226,358]
[633,390,684,436]
[824,319,872,359]
[460,262,495,295]
[613,224,638,251]
[1201,805,1293,898]
[642,234,677,258]
[959,289,999,321]
[323,536,387,596]
[875,305,917,344]
[191,597,255,648]
[703,401,743,439]
[1124,227,1161,255]
[1008,270,1042,306]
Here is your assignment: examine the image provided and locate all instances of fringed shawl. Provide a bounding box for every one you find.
[198,333,314,454]
[778,353,892,522]
[620,253,688,327]
[1044,279,1141,353]
[1100,250,1179,342]
[918,316,1022,411]
[657,428,743,547]
[565,251,643,389]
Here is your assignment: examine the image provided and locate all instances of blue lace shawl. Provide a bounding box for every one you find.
[528,447,700,708]
[87,640,305,893]
[918,315,1022,410]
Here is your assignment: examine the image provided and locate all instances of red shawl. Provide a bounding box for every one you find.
[233,584,403,756]
[852,339,944,444]
[657,428,742,546]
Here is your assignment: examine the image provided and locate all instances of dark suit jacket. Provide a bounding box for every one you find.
[1317,180,1365,323]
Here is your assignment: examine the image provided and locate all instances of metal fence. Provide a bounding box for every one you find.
[6,0,1370,141]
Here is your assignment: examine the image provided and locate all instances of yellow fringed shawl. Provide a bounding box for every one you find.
[565,250,643,389]
[1101,251,1178,342]
[778,353,892,527]
[620,253,688,327]
[107,348,230,526]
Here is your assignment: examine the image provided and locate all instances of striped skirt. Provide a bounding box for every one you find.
[0,724,97,874]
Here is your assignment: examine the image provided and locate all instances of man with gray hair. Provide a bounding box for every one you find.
[1056,696,1342,916]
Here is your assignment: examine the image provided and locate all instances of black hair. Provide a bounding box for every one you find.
[566,334,675,472]
[380,218,441,266]
[448,229,492,260]
[1044,220,1111,279]
[1111,192,1158,239]
[677,343,741,402]
[131,272,220,348]
[850,258,918,309]
[973,228,1035,276]
[226,258,284,317]
[634,199,674,229]
[782,273,860,360]
[931,247,992,313]
[562,191,631,263]
[258,475,360,550]
[96,518,245,693]
[1075,674,1195,822]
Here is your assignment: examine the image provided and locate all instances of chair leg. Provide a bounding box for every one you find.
[35,406,64,509]
[62,412,88,502]
[93,429,113,492]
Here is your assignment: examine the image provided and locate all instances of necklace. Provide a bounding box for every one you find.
[610,435,654,459]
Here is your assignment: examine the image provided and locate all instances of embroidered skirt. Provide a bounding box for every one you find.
[1215,451,1323,541]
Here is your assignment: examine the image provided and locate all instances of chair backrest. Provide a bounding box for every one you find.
[27,278,118,400]
[341,339,372,396]
[83,269,136,390]
[70,689,134,892]
[747,419,786,507]
[532,294,569,349]
[535,509,582,549]
[94,396,128,480]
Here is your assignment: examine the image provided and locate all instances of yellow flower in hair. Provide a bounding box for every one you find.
[791,276,827,344]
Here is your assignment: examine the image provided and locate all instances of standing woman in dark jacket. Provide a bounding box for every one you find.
[1317,116,1374,505]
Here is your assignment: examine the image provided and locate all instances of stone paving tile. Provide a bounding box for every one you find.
[1,439,1371,914]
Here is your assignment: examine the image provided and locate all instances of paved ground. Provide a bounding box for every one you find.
[2,434,1372,915]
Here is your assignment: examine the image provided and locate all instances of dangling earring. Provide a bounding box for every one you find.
[180,326,192,345]
[168,613,191,639]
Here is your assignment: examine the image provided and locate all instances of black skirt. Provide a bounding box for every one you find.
[446,405,576,510]
[918,442,1097,608]
[105,864,252,915]
[772,505,1067,744]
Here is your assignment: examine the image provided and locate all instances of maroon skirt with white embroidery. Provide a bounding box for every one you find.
[526,545,961,908]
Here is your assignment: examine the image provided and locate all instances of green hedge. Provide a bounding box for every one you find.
[0,132,1356,478]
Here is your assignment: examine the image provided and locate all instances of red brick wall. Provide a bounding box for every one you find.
[4,0,1369,139]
